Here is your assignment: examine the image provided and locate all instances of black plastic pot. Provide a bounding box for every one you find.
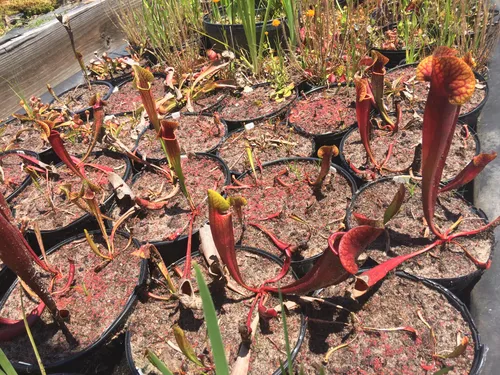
[0,265,15,300]
[0,150,40,202]
[125,246,307,375]
[395,271,485,373]
[50,80,114,119]
[0,230,148,373]
[345,176,494,293]
[295,80,318,95]
[219,123,316,177]
[0,117,57,164]
[105,153,230,265]
[371,47,406,69]
[387,63,489,127]
[135,112,229,163]
[203,9,288,53]
[339,121,480,187]
[237,157,357,277]
[460,71,490,128]
[220,82,298,131]
[287,84,357,151]
[17,150,132,253]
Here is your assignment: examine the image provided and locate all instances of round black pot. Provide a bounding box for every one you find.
[125,246,307,375]
[221,82,298,131]
[386,63,489,127]
[395,271,485,373]
[135,112,229,163]
[338,121,480,187]
[18,150,132,253]
[0,150,40,202]
[127,43,159,66]
[371,47,406,69]
[295,80,318,95]
[286,84,357,151]
[0,265,15,300]
[203,9,288,53]
[345,176,494,293]
[460,70,489,128]
[220,123,316,177]
[0,118,56,164]
[237,157,357,277]
[105,153,230,265]
[50,80,114,120]
[0,230,148,374]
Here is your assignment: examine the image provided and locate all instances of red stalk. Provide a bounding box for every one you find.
[353,241,441,297]
[264,232,348,295]
[0,301,46,341]
[355,78,378,167]
[159,120,195,210]
[48,129,101,192]
[248,223,293,285]
[309,145,339,186]
[370,51,393,125]
[258,295,278,319]
[208,190,258,293]
[81,95,105,162]
[0,207,61,324]
[439,152,497,193]
[417,47,476,239]
[132,65,160,132]
[249,222,293,253]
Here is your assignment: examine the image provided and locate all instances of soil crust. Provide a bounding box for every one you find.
[128,250,301,374]
[109,154,227,243]
[106,76,165,114]
[61,113,146,156]
[0,118,49,153]
[342,112,477,181]
[56,83,111,113]
[386,65,487,115]
[219,85,296,123]
[288,85,357,136]
[294,274,475,374]
[0,233,142,366]
[230,159,353,260]
[218,120,314,174]
[347,178,493,279]
[136,114,226,160]
[10,153,128,231]
[0,152,34,198]
[181,91,227,113]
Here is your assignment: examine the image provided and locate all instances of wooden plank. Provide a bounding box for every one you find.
[0,0,139,119]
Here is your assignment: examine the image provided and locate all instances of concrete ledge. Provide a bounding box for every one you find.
[0,0,139,119]
[471,38,500,374]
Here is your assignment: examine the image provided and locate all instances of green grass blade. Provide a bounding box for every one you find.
[19,290,46,375]
[0,349,17,375]
[145,349,174,375]
[279,288,293,375]
[194,263,229,375]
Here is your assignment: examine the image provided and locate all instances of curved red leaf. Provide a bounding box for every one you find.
[440,152,497,193]
[338,225,384,274]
